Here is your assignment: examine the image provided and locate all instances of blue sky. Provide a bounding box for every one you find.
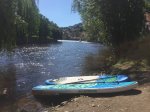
[39,0,82,27]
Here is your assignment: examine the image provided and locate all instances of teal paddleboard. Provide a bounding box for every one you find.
[32,81,138,95]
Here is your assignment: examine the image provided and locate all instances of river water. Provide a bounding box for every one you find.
[0,40,104,110]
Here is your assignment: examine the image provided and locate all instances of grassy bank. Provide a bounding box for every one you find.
[84,36,150,85]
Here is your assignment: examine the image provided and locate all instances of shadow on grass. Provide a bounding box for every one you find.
[34,89,141,107]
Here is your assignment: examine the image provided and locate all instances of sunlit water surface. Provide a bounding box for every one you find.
[0,40,104,102]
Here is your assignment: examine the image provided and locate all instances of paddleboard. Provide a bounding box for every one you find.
[45,74,129,85]
[32,81,138,95]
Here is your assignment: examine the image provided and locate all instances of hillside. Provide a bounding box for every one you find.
[61,23,86,40]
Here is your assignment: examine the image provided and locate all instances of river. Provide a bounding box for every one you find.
[0,40,104,111]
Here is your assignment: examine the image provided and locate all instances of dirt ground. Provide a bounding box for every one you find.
[48,84,150,112]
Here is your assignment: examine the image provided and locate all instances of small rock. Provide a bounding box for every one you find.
[120,109,125,111]
[3,88,8,95]
[55,105,61,108]
[42,110,48,112]
[82,95,88,98]
[91,104,96,107]
[97,105,100,107]
[53,108,59,111]
[61,101,68,105]
[73,98,79,102]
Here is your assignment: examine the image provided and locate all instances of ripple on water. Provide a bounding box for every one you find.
[0,41,103,99]
[15,63,44,68]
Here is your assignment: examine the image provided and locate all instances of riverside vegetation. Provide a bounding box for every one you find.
[72,0,150,77]
[0,0,62,49]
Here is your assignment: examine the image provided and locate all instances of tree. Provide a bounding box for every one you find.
[0,0,16,49]
[16,0,40,44]
[39,15,62,43]
[73,0,145,47]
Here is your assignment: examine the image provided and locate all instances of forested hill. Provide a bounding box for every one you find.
[61,23,85,40]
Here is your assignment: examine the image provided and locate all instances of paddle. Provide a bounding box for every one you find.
[45,75,127,85]
[66,76,119,84]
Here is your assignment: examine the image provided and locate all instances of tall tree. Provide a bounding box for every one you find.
[0,0,16,49]
[39,15,62,43]
[16,0,40,44]
[73,0,145,47]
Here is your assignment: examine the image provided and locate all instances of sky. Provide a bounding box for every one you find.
[39,0,82,27]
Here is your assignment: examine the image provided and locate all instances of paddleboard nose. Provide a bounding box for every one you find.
[117,75,129,82]
[45,79,55,85]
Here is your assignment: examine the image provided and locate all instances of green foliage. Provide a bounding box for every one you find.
[73,0,145,47]
[0,0,62,49]
[100,0,144,47]
[39,15,62,43]
[16,0,40,44]
[145,0,150,11]
[0,0,16,49]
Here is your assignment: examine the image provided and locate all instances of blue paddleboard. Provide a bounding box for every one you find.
[32,81,138,95]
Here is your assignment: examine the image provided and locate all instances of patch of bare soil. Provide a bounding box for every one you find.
[50,84,150,112]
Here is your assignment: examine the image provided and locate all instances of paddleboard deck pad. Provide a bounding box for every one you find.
[32,81,138,95]
[45,75,129,85]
